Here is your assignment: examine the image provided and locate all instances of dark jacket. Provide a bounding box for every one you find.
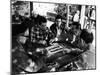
[50,23,65,38]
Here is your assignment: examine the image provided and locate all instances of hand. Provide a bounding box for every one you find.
[39,40,46,45]
[71,41,74,44]
[64,48,71,53]
[66,38,68,41]
[50,39,54,43]
[50,38,58,44]
[71,48,83,52]
[49,39,54,45]
[18,36,27,44]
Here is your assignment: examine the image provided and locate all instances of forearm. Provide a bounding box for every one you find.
[71,35,76,43]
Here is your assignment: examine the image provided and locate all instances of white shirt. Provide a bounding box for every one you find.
[73,14,79,22]
[56,27,62,37]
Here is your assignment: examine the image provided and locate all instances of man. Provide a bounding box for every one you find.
[73,10,80,22]
[50,15,65,41]
[24,15,52,55]
[75,29,94,69]
[63,27,94,70]
[79,29,94,50]
[30,16,49,45]
[24,10,51,50]
[70,22,81,44]
[23,15,50,72]
[69,28,94,69]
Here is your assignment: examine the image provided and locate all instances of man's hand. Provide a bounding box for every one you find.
[71,40,74,44]
[18,36,28,44]
[71,35,76,44]
[55,37,58,41]
[39,40,46,45]
[50,37,58,44]
[71,48,83,52]
[63,48,71,53]
[42,40,46,45]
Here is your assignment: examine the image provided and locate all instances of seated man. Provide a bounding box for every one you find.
[79,29,94,50]
[59,22,81,46]
[23,15,50,71]
[30,16,49,48]
[24,15,49,51]
[70,22,81,44]
[56,28,94,70]
[75,29,94,69]
[68,22,93,50]
[50,15,65,42]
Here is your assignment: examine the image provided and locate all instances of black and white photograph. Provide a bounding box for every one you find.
[11,0,96,75]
